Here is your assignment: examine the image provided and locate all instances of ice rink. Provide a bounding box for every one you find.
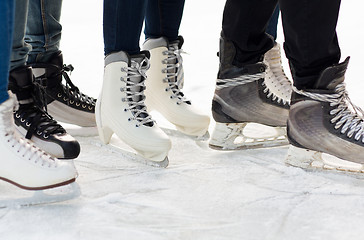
[1,1,364,239]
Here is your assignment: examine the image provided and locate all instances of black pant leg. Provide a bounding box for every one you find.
[222,0,278,65]
[279,0,341,88]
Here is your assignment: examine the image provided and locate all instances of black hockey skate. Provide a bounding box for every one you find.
[286,57,364,173]
[209,36,291,150]
[9,66,80,159]
[31,51,96,127]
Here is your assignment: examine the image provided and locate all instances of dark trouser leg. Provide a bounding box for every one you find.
[144,0,185,42]
[103,0,147,55]
[222,0,278,65]
[279,0,341,89]
[266,5,280,41]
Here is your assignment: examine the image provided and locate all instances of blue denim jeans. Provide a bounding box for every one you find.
[0,0,15,103]
[103,0,185,55]
[11,0,62,70]
[266,5,279,40]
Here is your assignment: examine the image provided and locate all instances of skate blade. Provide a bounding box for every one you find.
[0,182,81,208]
[88,137,169,168]
[209,122,288,150]
[286,145,364,174]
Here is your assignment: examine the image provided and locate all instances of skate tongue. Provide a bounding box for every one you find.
[314,57,350,90]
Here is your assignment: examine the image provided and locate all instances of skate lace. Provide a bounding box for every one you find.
[14,104,66,139]
[1,105,56,168]
[293,83,364,141]
[215,72,265,90]
[263,46,292,105]
[162,47,190,105]
[59,65,96,109]
[120,58,154,127]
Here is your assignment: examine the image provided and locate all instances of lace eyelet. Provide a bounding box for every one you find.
[20,118,25,123]
[37,131,42,135]
[128,118,131,121]
[26,122,31,127]
[76,102,81,106]
[57,93,62,98]
[88,106,93,110]
[43,135,49,139]
[82,104,87,108]
[70,100,74,104]
[15,113,20,118]
[165,89,168,92]
[120,77,124,81]
[124,109,127,112]
[63,97,68,101]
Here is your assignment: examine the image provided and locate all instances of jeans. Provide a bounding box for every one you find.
[266,5,279,41]
[0,0,15,103]
[11,0,62,70]
[222,0,341,89]
[103,0,185,56]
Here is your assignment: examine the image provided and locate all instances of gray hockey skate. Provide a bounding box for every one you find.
[209,37,291,150]
[286,57,364,173]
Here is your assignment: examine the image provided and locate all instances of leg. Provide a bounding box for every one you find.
[99,0,172,165]
[142,0,210,138]
[144,0,185,41]
[0,0,14,103]
[266,5,279,40]
[210,0,291,150]
[9,0,81,159]
[26,0,62,64]
[279,0,341,89]
[103,0,147,55]
[25,0,96,128]
[0,0,77,190]
[10,0,31,71]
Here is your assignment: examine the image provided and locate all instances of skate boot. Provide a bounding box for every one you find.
[142,36,210,139]
[0,93,77,190]
[286,57,364,173]
[209,37,291,150]
[9,66,80,159]
[31,51,96,127]
[96,50,171,167]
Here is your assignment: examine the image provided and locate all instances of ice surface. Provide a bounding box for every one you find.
[2,1,364,239]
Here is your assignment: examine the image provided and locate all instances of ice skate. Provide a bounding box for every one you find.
[0,93,77,190]
[286,57,364,173]
[142,36,210,140]
[31,51,96,128]
[96,50,171,167]
[210,37,291,150]
[9,66,80,159]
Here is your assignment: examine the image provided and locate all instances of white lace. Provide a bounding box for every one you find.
[162,47,189,105]
[120,58,154,127]
[0,100,56,168]
[293,83,364,142]
[215,73,264,90]
[263,44,292,105]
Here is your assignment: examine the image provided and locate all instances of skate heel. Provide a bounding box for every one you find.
[209,123,243,150]
[95,93,113,144]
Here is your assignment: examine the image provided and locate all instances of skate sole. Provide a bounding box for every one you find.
[286,145,364,174]
[209,140,288,151]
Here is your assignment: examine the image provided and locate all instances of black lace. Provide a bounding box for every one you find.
[59,64,95,106]
[15,104,66,139]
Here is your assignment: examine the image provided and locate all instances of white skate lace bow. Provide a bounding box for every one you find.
[162,47,189,105]
[120,58,154,127]
[293,83,364,142]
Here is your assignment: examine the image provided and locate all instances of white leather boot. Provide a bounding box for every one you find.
[142,36,210,138]
[96,51,171,164]
[0,93,77,190]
